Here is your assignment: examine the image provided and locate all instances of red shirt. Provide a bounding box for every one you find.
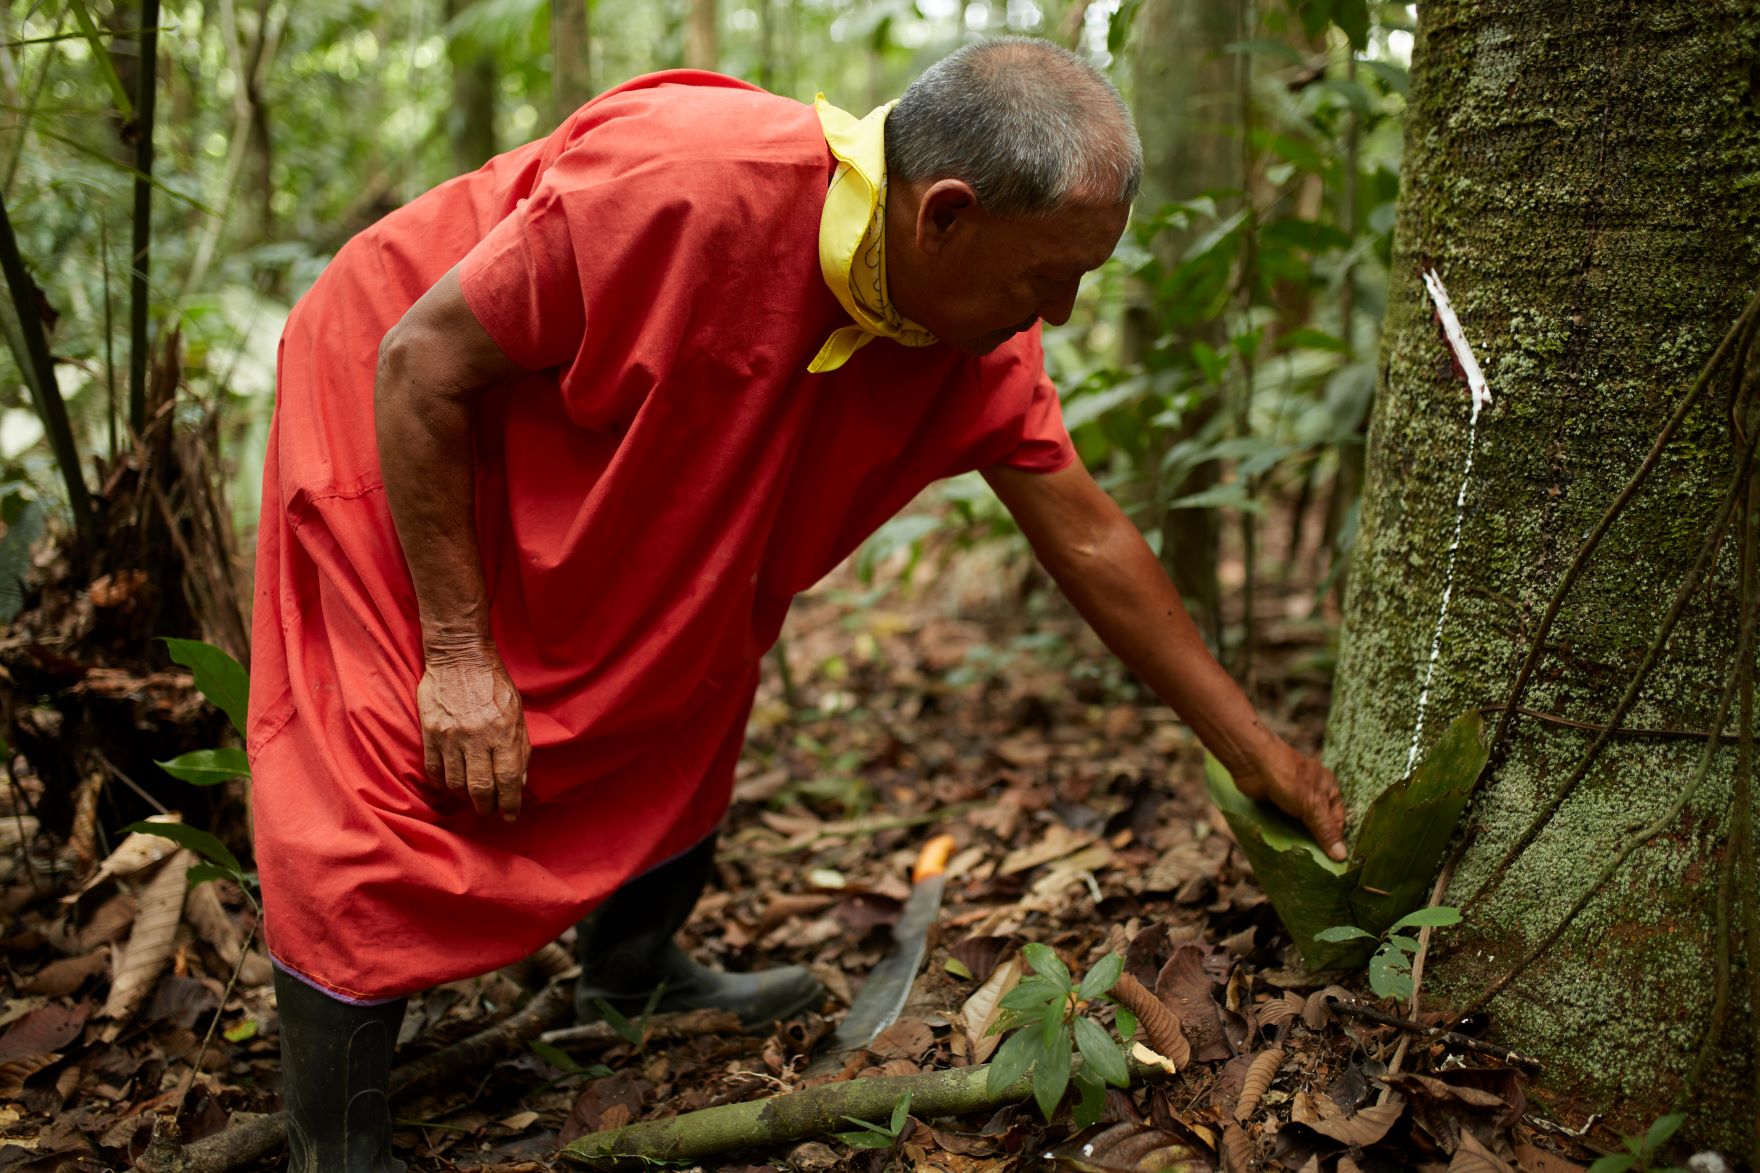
[249,71,1075,1001]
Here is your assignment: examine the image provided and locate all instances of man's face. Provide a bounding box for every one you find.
[901,196,1130,354]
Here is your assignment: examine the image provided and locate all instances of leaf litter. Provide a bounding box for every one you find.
[0,545,1610,1172]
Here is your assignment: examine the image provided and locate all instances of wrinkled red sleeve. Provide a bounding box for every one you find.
[1000,364,1078,474]
[457,180,587,374]
[975,329,1078,476]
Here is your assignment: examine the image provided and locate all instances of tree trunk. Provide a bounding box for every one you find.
[446,0,497,174]
[1328,1,1760,1155]
[686,0,717,72]
[552,0,592,121]
[1124,0,1240,647]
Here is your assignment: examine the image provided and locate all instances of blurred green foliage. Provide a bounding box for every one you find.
[0,0,1410,635]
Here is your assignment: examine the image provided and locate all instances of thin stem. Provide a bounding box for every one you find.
[1475,703,1736,742]
[174,920,257,1113]
[1469,422,1760,908]
[128,0,160,434]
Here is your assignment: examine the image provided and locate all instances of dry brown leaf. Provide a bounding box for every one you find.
[101,850,193,1032]
[1449,1131,1514,1173]
[1337,1156,1364,1173]
[1300,984,1353,1030]
[960,957,1021,1063]
[1110,972,1189,1068]
[1233,1046,1284,1121]
[1219,1122,1252,1173]
[20,948,110,997]
[1295,1094,1406,1147]
[0,1051,60,1098]
[1254,992,1300,1029]
[870,1018,934,1061]
[182,879,273,987]
[999,824,1096,876]
[75,801,168,880]
[1048,1122,1210,1172]
[1511,1143,1586,1172]
[65,890,139,953]
[1156,945,1228,1062]
[498,1110,540,1131]
[0,1000,91,1057]
[1141,840,1215,894]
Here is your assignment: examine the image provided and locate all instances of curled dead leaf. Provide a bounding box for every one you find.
[1233,1046,1284,1121]
[1110,971,1189,1068]
[1447,1131,1514,1173]
[1128,1042,1178,1076]
[183,880,272,986]
[0,1051,60,1098]
[102,850,193,1033]
[960,957,1021,1063]
[1219,1122,1252,1173]
[1301,985,1353,1030]
[1050,1122,1211,1173]
[1290,1091,1405,1147]
[20,948,110,997]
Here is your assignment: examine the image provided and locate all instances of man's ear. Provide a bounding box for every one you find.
[914,179,980,255]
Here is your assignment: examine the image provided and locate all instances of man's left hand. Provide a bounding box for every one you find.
[1231,743,1348,862]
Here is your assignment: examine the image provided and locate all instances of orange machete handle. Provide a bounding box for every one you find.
[912,834,957,882]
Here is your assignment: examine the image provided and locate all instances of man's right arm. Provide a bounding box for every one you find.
[374,266,532,821]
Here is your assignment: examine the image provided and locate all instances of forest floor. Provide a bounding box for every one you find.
[1,522,1608,1172]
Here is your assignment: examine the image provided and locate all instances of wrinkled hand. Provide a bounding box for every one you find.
[1232,742,1348,862]
[417,645,530,821]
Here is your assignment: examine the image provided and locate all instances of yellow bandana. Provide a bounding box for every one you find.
[809,96,938,374]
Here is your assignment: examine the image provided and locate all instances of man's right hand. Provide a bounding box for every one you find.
[416,645,530,821]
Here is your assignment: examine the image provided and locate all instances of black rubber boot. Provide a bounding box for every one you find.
[574,835,825,1031]
[274,965,408,1173]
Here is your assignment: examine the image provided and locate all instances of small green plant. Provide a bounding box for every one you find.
[1587,1112,1687,1173]
[832,1090,912,1150]
[124,638,256,895]
[1315,906,1462,1002]
[985,945,1132,1127]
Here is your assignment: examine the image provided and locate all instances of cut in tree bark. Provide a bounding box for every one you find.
[1326,0,1760,1155]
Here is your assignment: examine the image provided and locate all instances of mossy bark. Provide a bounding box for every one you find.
[1326,1,1760,1154]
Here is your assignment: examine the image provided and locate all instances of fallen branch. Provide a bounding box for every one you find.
[1325,997,1540,1071]
[540,1007,741,1047]
[562,1057,1174,1170]
[183,978,575,1173]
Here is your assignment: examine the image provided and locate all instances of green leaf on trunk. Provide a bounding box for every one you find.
[1204,754,1363,970]
[157,747,251,786]
[1346,712,1486,936]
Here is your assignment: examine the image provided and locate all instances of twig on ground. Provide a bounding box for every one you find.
[539,1007,742,1047]
[1325,997,1541,1071]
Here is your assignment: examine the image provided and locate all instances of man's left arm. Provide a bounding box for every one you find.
[984,461,1348,861]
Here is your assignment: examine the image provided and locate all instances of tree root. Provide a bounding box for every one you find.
[1326,997,1540,1071]
[562,1057,1175,1170]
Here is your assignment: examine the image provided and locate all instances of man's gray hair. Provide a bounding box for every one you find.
[885,37,1142,218]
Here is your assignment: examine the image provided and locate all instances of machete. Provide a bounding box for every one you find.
[808,834,956,1074]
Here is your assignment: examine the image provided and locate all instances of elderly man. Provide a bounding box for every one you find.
[251,36,1345,1171]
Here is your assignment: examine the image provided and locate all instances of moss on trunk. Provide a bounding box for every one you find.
[1327,1,1760,1155]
